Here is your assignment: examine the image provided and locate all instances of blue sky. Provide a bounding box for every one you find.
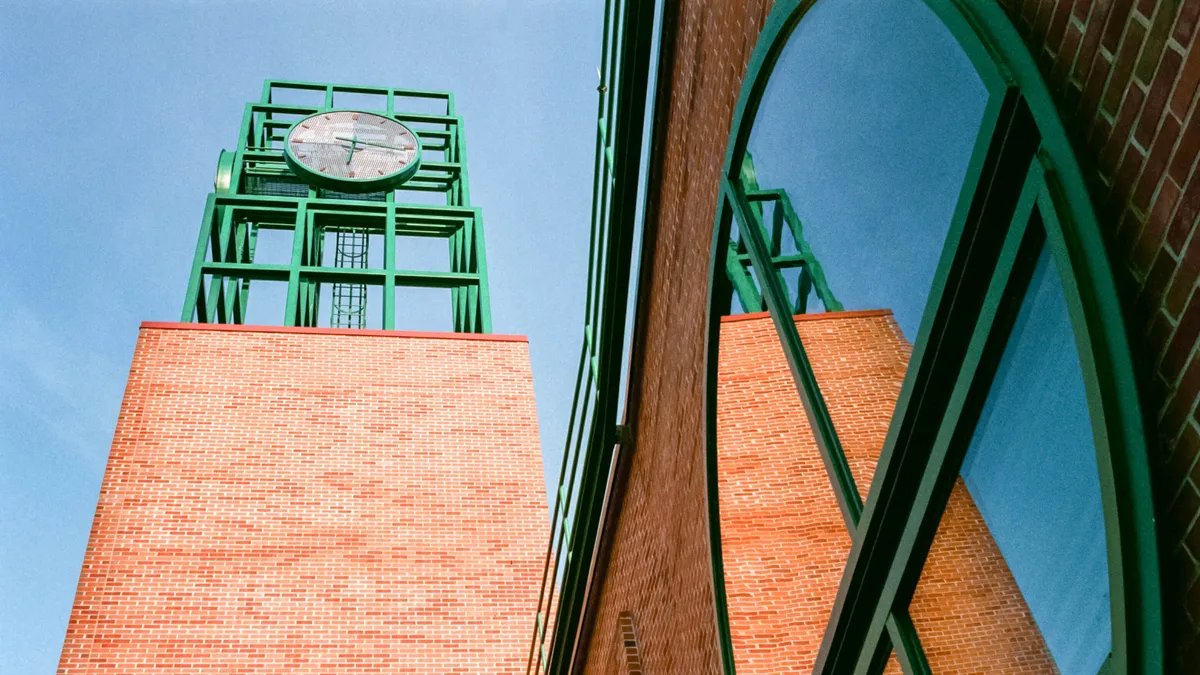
[1,1,602,671]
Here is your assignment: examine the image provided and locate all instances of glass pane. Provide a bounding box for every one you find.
[743,0,988,338]
[715,0,990,670]
[909,244,1110,674]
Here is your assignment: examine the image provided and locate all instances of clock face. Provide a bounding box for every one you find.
[284,110,421,192]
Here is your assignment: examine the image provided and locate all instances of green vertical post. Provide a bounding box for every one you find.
[284,201,308,326]
[384,204,397,330]
[182,194,217,322]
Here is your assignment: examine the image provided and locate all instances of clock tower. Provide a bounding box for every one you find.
[56,80,548,675]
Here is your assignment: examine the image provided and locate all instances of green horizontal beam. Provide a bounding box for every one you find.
[202,262,479,288]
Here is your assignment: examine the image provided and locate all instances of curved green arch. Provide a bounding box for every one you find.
[703,1,1163,673]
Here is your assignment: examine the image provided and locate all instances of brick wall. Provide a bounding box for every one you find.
[580,0,1200,669]
[576,1,775,673]
[716,311,1055,674]
[57,323,547,675]
[998,0,1200,665]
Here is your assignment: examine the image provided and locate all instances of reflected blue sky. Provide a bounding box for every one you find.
[746,0,987,338]
[962,245,1111,674]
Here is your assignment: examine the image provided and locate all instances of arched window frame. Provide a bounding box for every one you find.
[703,1,1164,674]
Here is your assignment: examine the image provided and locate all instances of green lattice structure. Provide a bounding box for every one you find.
[182,79,491,332]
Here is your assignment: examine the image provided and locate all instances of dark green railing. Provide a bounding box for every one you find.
[524,0,657,672]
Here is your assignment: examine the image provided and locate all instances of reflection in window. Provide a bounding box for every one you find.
[745,0,988,337]
[960,244,1110,674]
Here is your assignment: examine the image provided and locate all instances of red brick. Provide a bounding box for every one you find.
[1166,226,1200,315]
[1142,246,1178,310]
[1137,0,1156,22]
[1103,19,1148,115]
[1081,0,1117,69]
[1170,482,1200,534]
[1135,175,1182,269]
[1164,288,1200,374]
[1055,22,1087,87]
[1168,170,1200,251]
[1135,1,1180,84]
[1170,116,1200,184]
[1173,42,1200,119]
[1136,48,1185,147]
[1134,112,1183,210]
[1048,0,1075,50]
[1171,424,1200,486]
[1174,0,1200,46]
[1074,0,1098,23]
[1102,0,1137,53]
[57,325,547,675]
[1101,87,1147,178]
[1081,50,1116,119]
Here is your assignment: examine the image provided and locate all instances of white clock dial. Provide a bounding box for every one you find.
[286,111,420,183]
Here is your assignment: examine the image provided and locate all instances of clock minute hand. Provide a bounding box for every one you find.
[334,136,416,151]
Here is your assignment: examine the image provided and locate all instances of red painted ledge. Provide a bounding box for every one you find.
[720,308,894,324]
[140,321,529,343]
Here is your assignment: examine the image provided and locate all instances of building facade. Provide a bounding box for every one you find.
[532,0,1200,673]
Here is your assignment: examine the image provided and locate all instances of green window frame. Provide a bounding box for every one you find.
[703,1,1163,674]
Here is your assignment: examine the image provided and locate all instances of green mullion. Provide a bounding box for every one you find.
[457,223,470,330]
[206,273,225,324]
[384,204,396,330]
[283,203,308,326]
[727,177,862,528]
[849,163,1046,675]
[182,195,217,322]
[238,222,259,322]
[472,210,491,332]
[224,277,242,324]
[449,227,463,331]
[205,207,236,323]
[796,267,812,314]
[814,90,1041,675]
[324,86,333,109]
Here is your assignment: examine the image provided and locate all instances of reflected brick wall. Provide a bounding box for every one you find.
[716,310,1055,674]
[56,323,547,675]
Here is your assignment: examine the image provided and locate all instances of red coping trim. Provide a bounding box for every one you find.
[140,321,529,343]
[720,308,893,324]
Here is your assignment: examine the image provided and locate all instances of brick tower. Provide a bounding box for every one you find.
[56,81,548,675]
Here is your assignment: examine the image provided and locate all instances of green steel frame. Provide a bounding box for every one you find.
[182,79,490,332]
[725,152,842,315]
[705,2,1162,675]
[526,0,656,673]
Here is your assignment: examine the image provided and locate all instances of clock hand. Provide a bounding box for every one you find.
[345,134,358,164]
[334,136,417,152]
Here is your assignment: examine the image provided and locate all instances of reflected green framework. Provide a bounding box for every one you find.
[182,80,490,333]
